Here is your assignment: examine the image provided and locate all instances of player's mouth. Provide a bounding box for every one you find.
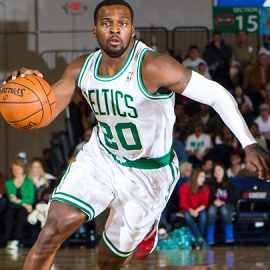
[108,36,122,46]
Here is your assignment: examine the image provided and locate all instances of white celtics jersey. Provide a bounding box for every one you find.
[77,40,175,167]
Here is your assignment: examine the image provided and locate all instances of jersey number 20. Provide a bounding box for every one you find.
[99,121,142,151]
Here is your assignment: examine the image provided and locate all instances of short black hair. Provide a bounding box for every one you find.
[94,0,134,25]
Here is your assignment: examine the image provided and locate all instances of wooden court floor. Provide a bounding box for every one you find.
[1,246,270,270]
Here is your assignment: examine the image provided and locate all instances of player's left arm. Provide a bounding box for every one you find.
[142,53,270,179]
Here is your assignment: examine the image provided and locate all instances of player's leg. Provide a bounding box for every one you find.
[98,240,133,270]
[23,201,87,270]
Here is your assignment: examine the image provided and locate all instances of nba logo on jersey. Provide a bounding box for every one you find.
[127,72,134,81]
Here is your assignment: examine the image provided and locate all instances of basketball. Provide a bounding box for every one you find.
[0,74,56,130]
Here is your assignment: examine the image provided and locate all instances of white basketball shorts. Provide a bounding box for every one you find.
[51,128,179,258]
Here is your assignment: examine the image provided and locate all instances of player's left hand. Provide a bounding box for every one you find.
[244,143,270,180]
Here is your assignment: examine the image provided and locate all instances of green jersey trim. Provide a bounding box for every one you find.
[98,133,174,169]
[93,40,139,82]
[51,197,93,222]
[102,231,135,258]
[137,48,174,100]
[77,53,94,89]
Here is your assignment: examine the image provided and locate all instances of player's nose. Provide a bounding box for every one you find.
[110,23,120,34]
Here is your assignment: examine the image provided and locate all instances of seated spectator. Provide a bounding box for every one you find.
[27,158,52,227]
[28,158,50,192]
[179,168,210,249]
[187,104,223,137]
[248,53,270,112]
[254,103,270,135]
[182,45,211,79]
[249,122,268,153]
[240,103,255,126]
[227,153,245,178]
[73,127,93,156]
[259,35,270,57]
[230,30,256,88]
[5,160,35,250]
[201,158,214,179]
[233,85,253,111]
[206,163,235,245]
[198,62,212,79]
[172,125,188,165]
[185,122,213,166]
[175,104,190,140]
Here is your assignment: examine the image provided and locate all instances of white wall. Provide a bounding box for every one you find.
[0,0,213,175]
[1,0,213,52]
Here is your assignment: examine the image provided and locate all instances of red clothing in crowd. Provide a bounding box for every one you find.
[179,183,210,212]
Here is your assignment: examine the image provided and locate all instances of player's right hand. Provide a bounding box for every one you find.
[3,67,43,85]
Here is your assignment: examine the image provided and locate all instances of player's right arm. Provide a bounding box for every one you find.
[3,54,88,125]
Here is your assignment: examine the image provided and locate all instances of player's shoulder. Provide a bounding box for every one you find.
[142,51,181,74]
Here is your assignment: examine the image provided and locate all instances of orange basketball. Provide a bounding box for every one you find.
[0,74,56,130]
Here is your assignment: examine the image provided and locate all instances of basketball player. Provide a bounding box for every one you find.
[3,1,270,269]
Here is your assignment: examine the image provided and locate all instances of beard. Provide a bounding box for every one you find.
[98,37,132,58]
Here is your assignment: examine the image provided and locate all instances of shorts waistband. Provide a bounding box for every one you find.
[98,136,174,170]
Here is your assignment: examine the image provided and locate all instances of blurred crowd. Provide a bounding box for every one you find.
[1,29,270,251]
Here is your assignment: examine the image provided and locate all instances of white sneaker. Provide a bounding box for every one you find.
[6,240,19,250]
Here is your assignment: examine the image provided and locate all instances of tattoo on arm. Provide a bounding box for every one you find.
[52,79,65,89]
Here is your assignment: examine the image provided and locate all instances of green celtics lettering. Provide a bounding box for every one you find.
[87,88,138,118]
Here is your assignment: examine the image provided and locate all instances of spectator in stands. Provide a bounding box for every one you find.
[198,62,212,79]
[182,45,211,79]
[233,85,253,111]
[249,122,268,153]
[172,125,187,165]
[206,163,235,245]
[175,104,190,140]
[259,35,270,57]
[213,125,239,168]
[240,103,255,127]
[201,158,213,179]
[203,31,232,88]
[185,122,213,166]
[28,158,50,198]
[215,125,238,149]
[187,104,223,137]
[73,127,93,156]
[227,153,244,178]
[27,158,51,228]
[179,168,210,249]
[248,53,270,112]
[5,160,35,250]
[230,30,256,88]
[254,103,270,135]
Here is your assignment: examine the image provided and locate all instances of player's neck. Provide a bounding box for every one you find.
[99,39,135,77]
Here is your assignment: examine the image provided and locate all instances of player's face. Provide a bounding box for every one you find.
[93,5,135,58]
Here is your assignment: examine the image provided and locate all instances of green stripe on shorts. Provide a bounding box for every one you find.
[102,231,134,258]
[51,196,93,222]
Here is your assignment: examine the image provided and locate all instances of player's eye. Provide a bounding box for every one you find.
[119,21,128,26]
[102,21,111,26]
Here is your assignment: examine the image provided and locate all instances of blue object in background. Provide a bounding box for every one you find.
[216,0,267,7]
[260,7,270,34]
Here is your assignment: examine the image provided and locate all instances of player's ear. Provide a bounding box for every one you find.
[131,26,135,38]
[92,27,97,38]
